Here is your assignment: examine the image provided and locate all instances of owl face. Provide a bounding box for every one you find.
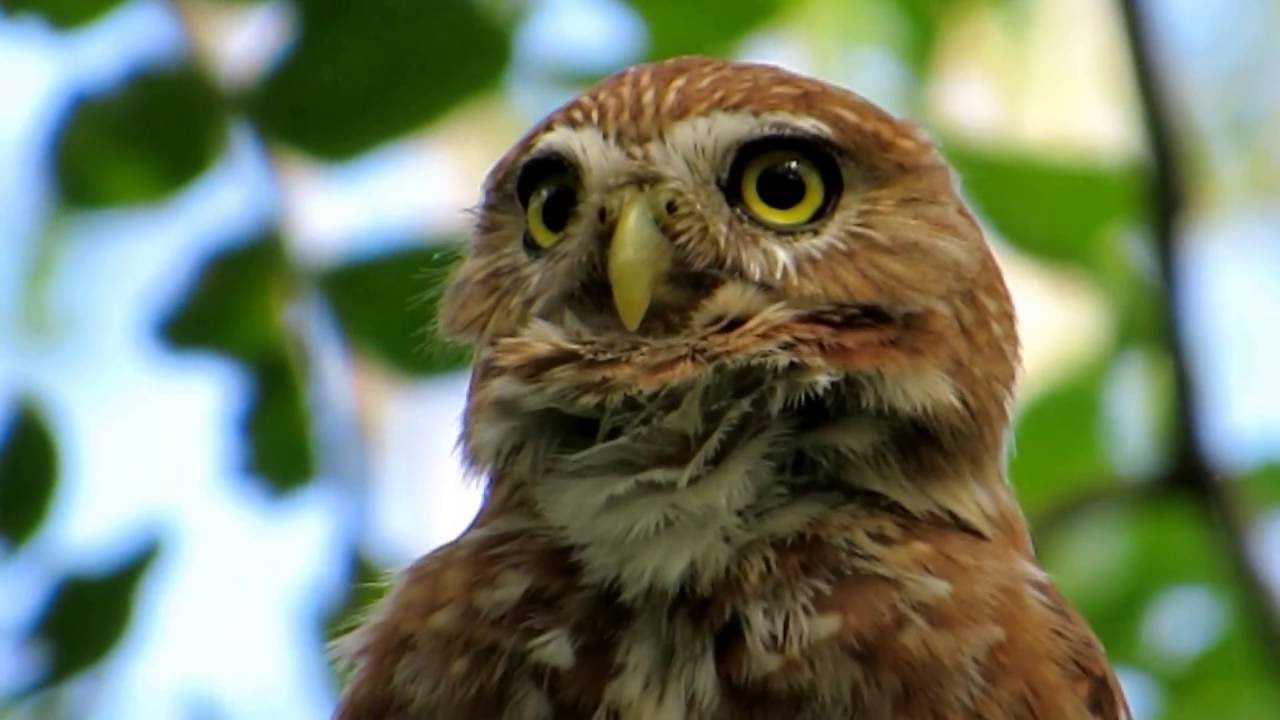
[442,60,1022,589]
[486,111,865,336]
[443,56,1015,416]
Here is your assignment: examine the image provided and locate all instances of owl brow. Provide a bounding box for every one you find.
[735,127,843,158]
[718,129,845,186]
[743,112,835,137]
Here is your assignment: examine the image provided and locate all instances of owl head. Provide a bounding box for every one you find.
[440,57,1024,561]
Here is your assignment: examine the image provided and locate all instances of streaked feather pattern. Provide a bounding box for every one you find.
[335,57,1127,720]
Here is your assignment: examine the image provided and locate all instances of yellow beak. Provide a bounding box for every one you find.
[608,191,671,331]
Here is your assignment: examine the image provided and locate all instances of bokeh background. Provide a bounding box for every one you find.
[1,0,1278,718]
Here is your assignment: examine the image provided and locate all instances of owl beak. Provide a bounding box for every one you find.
[608,191,671,332]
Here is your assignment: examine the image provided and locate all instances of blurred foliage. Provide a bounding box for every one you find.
[159,232,315,493]
[1241,464,1280,511]
[323,552,388,689]
[894,0,981,72]
[26,539,160,694]
[0,401,58,551]
[631,0,784,59]
[945,143,1143,269]
[4,0,1278,716]
[246,0,510,158]
[160,234,294,363]
[318,244,470,375]
[1043,496,1280,718]
[324,553,385,650]
[55,66,227,207]
[6,0,125,29]
[1010,364,1113,518]
[242,349,315,493]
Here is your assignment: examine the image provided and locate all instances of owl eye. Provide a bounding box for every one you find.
[524,175,577,249]
[517,154,579,252]
[728,140,841,229]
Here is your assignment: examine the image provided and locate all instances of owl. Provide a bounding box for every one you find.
[334,57,1128,720]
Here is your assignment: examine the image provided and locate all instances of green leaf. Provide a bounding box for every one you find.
[159,233,291,362]
[6,0,124,28]
[246,0,509,159]
[243,351,315,494]
[943,143,1142,268]
[318,244,470,375]
[160,232,315,493]
[0,400,58,552]
[1011,364,1113,519]
[629,0,784,59]
[55,66,227,207]
[27,539,160,692]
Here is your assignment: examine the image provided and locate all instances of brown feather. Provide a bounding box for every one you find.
[335,56,1128,720]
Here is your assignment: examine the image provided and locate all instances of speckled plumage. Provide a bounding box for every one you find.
[334,57,1128,720]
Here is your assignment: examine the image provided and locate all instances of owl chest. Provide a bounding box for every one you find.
[520,372,847,600]
[512,599,855,720]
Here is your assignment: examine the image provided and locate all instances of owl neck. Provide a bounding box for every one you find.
[464,363,1029,602]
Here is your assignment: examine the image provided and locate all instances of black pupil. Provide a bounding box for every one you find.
[756,160,808,210]
[541,185,575,233]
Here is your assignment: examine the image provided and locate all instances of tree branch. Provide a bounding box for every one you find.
[1119,0,1280,669]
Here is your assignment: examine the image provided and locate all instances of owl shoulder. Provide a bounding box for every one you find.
[332,527,609,719]
[810,517,1130,720]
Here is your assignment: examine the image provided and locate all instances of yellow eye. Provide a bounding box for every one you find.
[525,175,577,249]
[733,145,837,229]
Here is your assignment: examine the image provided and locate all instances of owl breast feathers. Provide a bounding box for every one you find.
[334,57,1129,720]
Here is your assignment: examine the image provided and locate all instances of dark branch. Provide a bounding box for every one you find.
[1119,0,1280,669]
